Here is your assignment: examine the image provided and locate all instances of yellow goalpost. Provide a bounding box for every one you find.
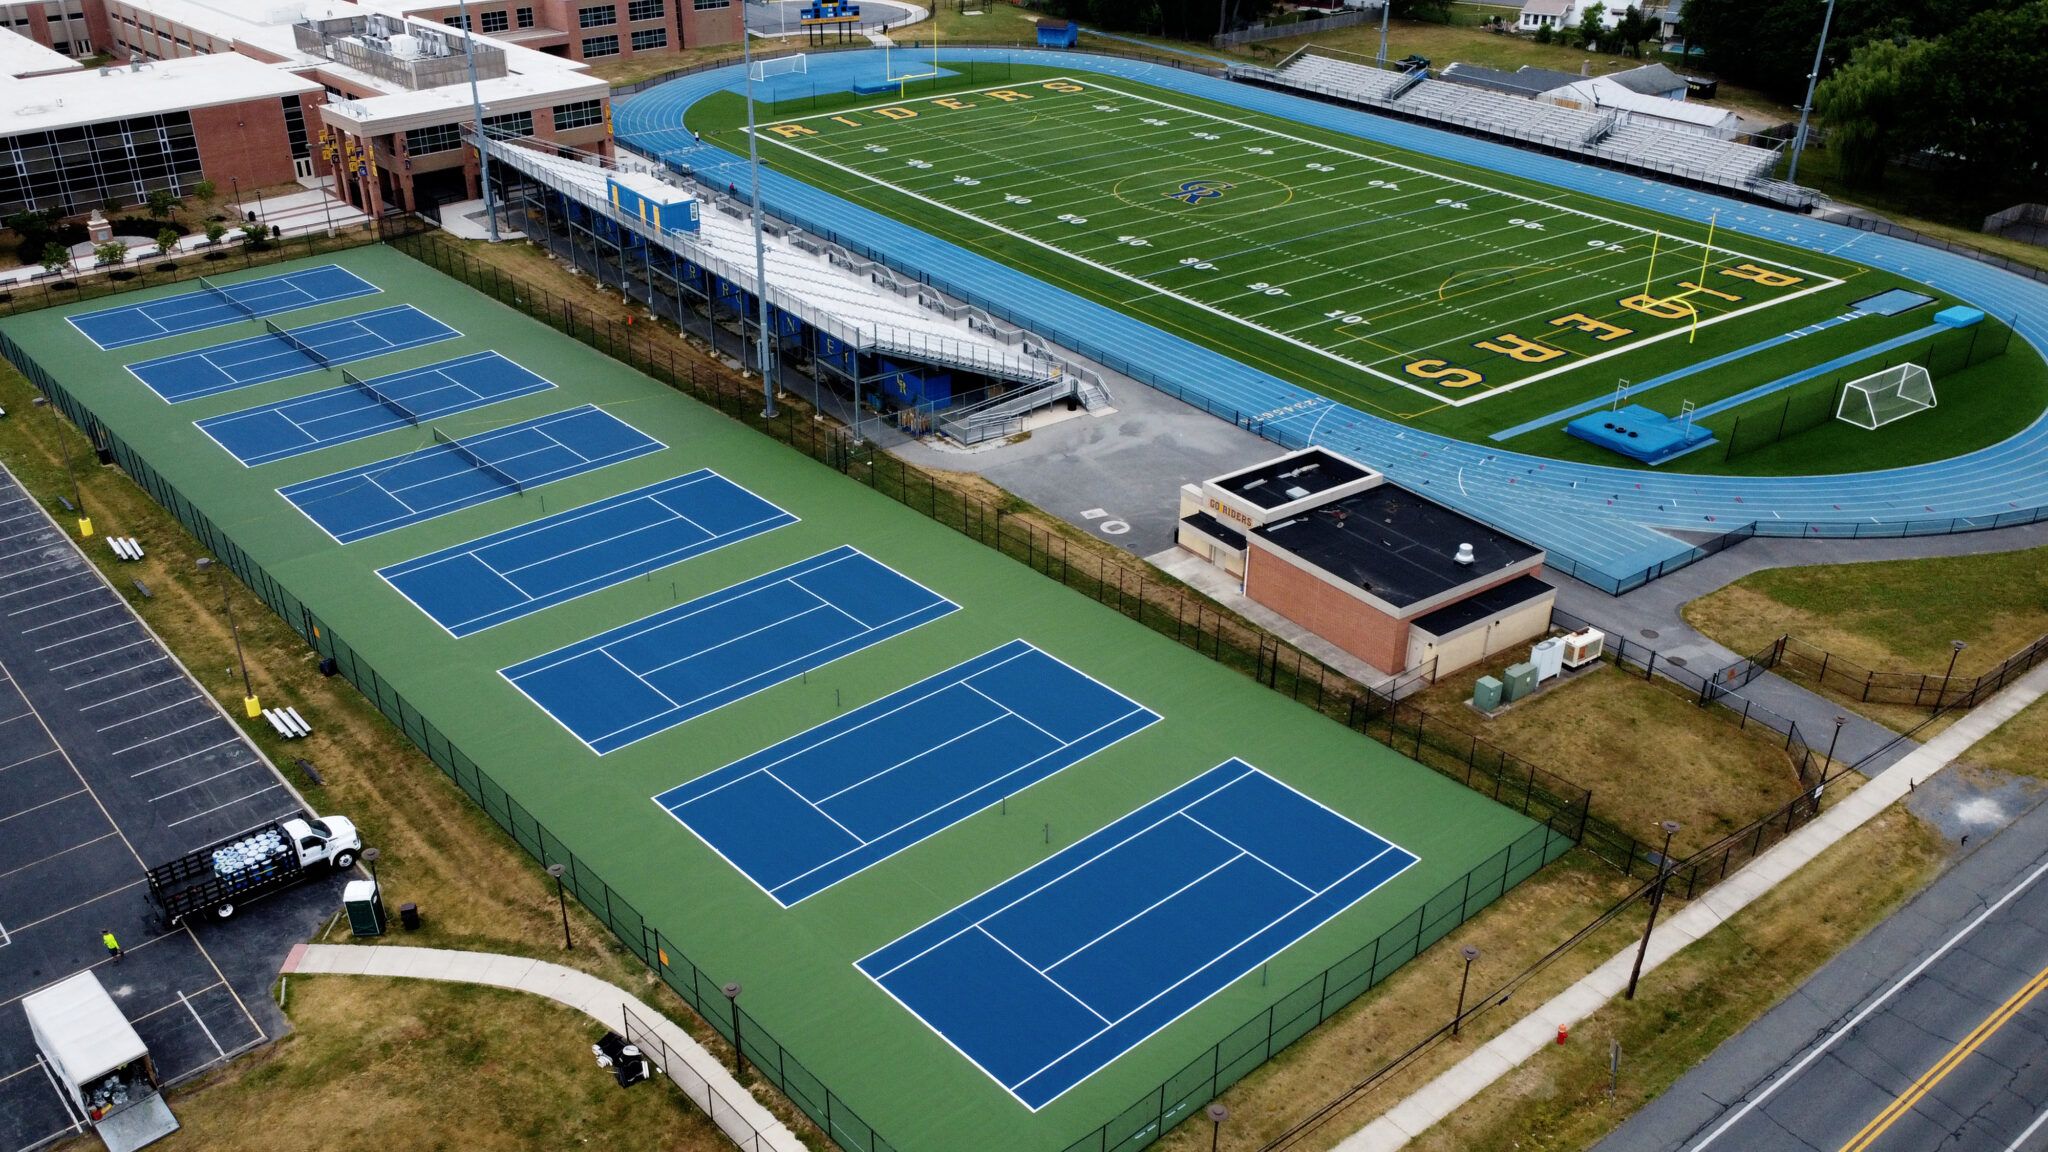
[885,35,939,97]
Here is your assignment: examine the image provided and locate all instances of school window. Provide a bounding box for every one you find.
[630,27,665,49]
[442,13,469,29]
[482,110,533,140]
[404,123,462,155]
[693,0,729,10]
[580,33,619,55]
[627,0,664,19]
[516,6,534,26]
[480,9,508,31]
[552,99,603,130]
[578,4,616,26]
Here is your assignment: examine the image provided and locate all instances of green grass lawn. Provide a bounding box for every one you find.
[687,67,2047,475]
[1,245,1562,1152]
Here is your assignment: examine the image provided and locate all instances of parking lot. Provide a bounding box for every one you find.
[0,466,339,1151]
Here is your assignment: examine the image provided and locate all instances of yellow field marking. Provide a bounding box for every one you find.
[1837,960,2048,1152]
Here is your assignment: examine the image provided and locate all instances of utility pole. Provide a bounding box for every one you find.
[740,16,776,418]
[458,0,502,241]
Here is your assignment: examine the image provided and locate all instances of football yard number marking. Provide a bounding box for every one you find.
[756,80,1842,408]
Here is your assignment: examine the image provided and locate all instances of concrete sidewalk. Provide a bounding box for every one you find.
[282,943,802,1152]
[1335,659,2048,1151]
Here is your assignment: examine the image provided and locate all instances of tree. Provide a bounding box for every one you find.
[204,220,227,246]
[93,241,127,268]
[1612,4,1655,55]
[1534,21,1556,43]
[1919,2,2048,194]
[155,226,181,257]
[191,179,217,208]
[1814,36,1935,186]
[239,221,267,249]
[145,189,177,220]
[1578,1,1607,50]
[40,243,70,278]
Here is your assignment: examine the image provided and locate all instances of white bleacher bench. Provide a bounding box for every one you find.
[108,536,144,561]
[263,706,313,739]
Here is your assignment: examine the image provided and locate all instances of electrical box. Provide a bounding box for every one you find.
[1503,662,1538,702]
[1472,676,1503,712]
[343,879,385,937]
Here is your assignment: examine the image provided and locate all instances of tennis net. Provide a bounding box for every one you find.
[264,319,329,369]
[343,368,419,426]
[433,426,523,494]
[198,275,259,321]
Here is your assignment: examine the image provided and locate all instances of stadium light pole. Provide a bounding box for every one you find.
[740,17,777,419]
[1786,0,1837,184]
[1376,0,1390,68]
[458,0,502,242]
[1624,820,1681,1001]
[195,557,258,718]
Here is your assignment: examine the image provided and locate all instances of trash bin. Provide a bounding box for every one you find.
[399,902,421,931]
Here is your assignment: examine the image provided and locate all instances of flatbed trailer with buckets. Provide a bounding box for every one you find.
[146,813,361,925]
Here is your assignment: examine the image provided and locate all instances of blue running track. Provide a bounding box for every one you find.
[381,470,797,637]
[278,404,661,544]
[617,51,2048,588]
[654,640,1160,906]
[66,265,379,350]
[503,545,956,754]
[858,758,1417,1110]
[127,305,458,402]
[196,351,555,466]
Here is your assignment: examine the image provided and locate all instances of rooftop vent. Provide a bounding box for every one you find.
[1454,542,1476,565]
[1284,486,1310,500]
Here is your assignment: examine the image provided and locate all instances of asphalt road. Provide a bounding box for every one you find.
[1600,795,2048,1152]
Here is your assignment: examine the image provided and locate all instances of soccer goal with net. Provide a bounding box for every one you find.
[1836,362,1936,429]
[748,53,808,81]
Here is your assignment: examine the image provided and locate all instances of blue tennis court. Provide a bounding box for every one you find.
[859,759,1418,1110]
[278,404,662,544]
[654,640,1160,906]
[195,351,555,466]
[380,471,797,637]
[126,304,458,402]
[503,545,956,754]
[66,265,380,350]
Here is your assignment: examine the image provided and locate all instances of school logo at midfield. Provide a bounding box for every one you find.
[1165,179,1234,205]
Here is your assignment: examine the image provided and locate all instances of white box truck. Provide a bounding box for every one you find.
[21,971,179,1152]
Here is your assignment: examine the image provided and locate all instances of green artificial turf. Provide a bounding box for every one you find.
[686,67,2048,475]
[0,246,1558,1152]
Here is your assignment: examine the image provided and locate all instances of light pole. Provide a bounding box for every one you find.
[457,0,501,241]
[229,175,242,220]
[739,16,776,418]
[195,557,257,717]
[1206,1102,1228,1151]
[1624,820,1681,1001]
[363,846,380,886]
[1823,713,1847,778]
[1937,640,1966,712]
[1453,944,1481,1038]
[1376,0,1390,67]
[30,396,89,538]
[546,863,572,949]
[1786,0,1837,184]
[723,982,746,1078]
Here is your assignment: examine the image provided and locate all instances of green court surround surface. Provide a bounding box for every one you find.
[0,247,1549,1149]
[689,68,2048,474]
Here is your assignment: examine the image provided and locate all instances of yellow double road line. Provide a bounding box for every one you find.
[1838,960,2048,1152]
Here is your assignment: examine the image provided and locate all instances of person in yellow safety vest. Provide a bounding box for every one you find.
[102,930,122,961]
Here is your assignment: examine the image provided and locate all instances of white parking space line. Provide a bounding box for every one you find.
[166,783,285,827]
[111,716,221,755]
[148,763,255,804]
[48,638,152,670]
[0,832,121,882]
[63,654,170,691]
[78,677,185,711]
[0,788,87,825]
[129,736,244,779]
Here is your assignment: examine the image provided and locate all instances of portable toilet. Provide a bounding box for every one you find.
[1472,676,1504,712]
[1530,637,1565,681]
[1503,661,1539,702]
[343,879,385,937]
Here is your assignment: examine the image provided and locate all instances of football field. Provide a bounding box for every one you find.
[753,76,1843,420]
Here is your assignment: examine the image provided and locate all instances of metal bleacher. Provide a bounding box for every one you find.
[482,139,1114,443]
[1234,48,1808,207]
